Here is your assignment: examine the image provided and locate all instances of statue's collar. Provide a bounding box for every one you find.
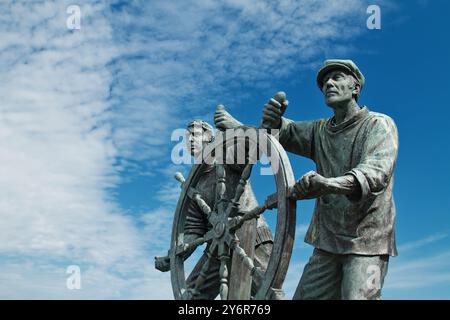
[328,106,369,132]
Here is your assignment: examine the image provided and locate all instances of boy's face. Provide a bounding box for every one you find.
[185,123,210,157]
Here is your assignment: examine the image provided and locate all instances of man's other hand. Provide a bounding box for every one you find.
[291,171,330,200]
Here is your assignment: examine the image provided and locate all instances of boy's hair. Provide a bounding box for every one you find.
[187,119,214,142]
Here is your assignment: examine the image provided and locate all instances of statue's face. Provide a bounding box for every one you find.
[185,123,211,157]
[322,69,359,108]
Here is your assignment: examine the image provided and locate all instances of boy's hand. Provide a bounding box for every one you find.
[155,255,170,272]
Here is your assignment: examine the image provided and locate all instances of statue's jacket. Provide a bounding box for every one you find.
[184,163,273,247]
[279,107,399,256]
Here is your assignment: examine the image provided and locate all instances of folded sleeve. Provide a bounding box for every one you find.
[278,117,316,159]
[184,201,208,236]
[346,115,399,202]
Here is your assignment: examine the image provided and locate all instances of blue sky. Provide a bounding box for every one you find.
[0,0,449,299]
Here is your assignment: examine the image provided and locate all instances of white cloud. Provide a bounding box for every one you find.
[0,0,169,298]
[0,257,173,299]
[0,1,120,258]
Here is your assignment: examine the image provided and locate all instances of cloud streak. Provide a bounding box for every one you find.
[397,232,448,253]
[385,250,450,292]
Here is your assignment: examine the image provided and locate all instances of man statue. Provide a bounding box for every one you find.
[215,59,399,300]
[155,119,279,299]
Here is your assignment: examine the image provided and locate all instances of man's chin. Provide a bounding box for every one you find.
[325,100,336,108]
[325,98,342,108]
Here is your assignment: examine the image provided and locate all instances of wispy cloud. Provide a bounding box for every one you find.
[0,0,171,298]
[106,0,375,164]
[386,250,450,291]
[0,1,122,260]
[398,232,448,253]
[384,232,450,297]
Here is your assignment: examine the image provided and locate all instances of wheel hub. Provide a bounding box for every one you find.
[213,221,226,238]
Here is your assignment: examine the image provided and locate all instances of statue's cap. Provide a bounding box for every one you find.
[317,59,365,89]
[187,119,213,132]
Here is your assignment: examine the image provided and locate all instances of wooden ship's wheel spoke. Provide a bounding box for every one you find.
[192,193,212,218]
[215,163,227,214]
[186,241,218,299]
[175,230,215,256]
[226,163,253,217]
[218,243,230,300]
[230,236,263,279]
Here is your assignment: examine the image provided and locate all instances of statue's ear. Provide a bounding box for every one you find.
[352,81,361,100]
[353,81,361,96]
[205,129,214,143]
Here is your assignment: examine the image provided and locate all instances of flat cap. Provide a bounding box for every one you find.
[317,59,365,89]
[187,119,213,132]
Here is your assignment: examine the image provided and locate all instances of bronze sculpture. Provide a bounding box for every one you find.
[215,59,399,300]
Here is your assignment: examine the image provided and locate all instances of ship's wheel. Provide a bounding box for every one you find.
[169,128,296,300]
